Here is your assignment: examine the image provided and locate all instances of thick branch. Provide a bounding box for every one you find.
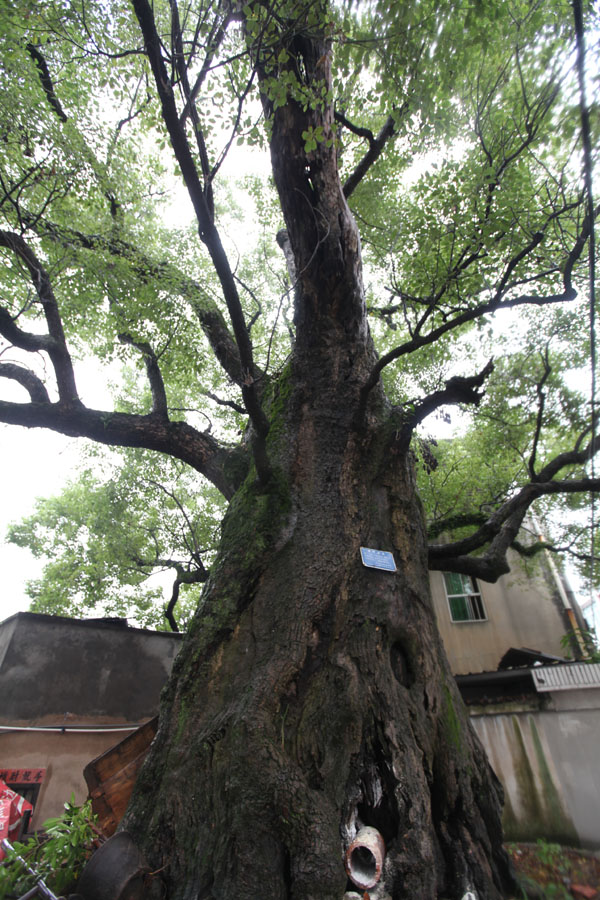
[0,231,79,403]
[396,360,493,449]
[0,399,239,498]
[429,472,600,581]
[427,512,488,541]
[0,363,51,403]
[118,333,169,418]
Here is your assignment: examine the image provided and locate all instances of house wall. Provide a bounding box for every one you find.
[0,612,182,830]
[469,687,600,848]
[0,730,133,830]
[430,552,571,674]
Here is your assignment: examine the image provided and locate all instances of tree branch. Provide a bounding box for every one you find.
[395,360,493,450]
[0,231,80,403]
[0,399,241,498]
[429,471,600,581]
[26,43,68,123]
[26,214,255,389]
[118,333,169,418]
[528,348,551,480]
[357,202,599,421]
[132,0,271,481]
[170,0,215,218]
[0,363,51,403]
[164,565,208,632]
[341,112,400,199]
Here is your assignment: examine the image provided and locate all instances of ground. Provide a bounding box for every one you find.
[508,842,600,899]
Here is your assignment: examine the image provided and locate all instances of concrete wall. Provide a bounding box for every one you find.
[0,730,131,829]
[469,687,600,849]
[0,612,182,830]
[430,553,572,674]
[0,612,182,723]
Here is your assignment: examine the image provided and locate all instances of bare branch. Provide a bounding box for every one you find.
[395,360,494,450]
[0,363,51,403]
[341,113,400,200]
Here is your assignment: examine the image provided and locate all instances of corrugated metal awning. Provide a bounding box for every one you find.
[531,662,600,692]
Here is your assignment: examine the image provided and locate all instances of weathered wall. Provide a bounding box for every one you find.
[0,612,183,722]
[469,687,600,849]
[430,552,571,674]
[0,731,131,829]
[0,612,182,829]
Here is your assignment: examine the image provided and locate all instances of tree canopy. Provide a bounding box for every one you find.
[0,0,598,630]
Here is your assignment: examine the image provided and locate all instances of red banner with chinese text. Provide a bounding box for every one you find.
[0,768,46,785]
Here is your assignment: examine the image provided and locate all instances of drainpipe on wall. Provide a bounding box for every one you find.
[531,514,587,657]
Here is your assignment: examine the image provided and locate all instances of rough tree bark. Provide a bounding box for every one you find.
[121,11,514,899]
[124,373,513,898]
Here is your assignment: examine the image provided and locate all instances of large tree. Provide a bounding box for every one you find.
[0,0,598,896]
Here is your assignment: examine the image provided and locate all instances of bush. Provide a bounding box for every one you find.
[0,796,102,897]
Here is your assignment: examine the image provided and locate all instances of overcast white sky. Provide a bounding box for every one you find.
[0,425,78,621]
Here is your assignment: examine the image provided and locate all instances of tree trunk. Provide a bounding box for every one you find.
[123,17,514,898]
[123,336,513,898]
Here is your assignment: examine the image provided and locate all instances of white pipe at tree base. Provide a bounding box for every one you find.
[344,826,385,890]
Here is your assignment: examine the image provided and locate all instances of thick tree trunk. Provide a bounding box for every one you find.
[123,15,514,897]
[123,333,513,898]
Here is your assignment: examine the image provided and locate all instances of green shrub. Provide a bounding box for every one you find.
[0,796,101,897]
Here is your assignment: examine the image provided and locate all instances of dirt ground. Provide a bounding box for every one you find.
[507,842,600,899]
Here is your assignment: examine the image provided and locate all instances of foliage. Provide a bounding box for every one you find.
[7,448,224,629]
[0,0,598,626]
[0,797,100,897]
[560,627,600,662]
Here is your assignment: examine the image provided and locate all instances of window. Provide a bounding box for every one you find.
[443,572,486,623]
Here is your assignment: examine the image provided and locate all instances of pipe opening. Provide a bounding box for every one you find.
[344,826,385,890]
[349,845,377,884]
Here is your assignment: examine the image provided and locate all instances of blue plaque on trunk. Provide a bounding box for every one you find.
[360,547,397,572]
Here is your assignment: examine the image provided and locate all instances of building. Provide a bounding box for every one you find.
[0,612,182,832]
[429,549,587,675]
[430,551,600,849]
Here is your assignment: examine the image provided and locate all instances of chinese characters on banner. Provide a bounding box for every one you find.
[0,768,46,785]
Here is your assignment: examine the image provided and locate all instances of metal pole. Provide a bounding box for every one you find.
[0,838,61,900]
